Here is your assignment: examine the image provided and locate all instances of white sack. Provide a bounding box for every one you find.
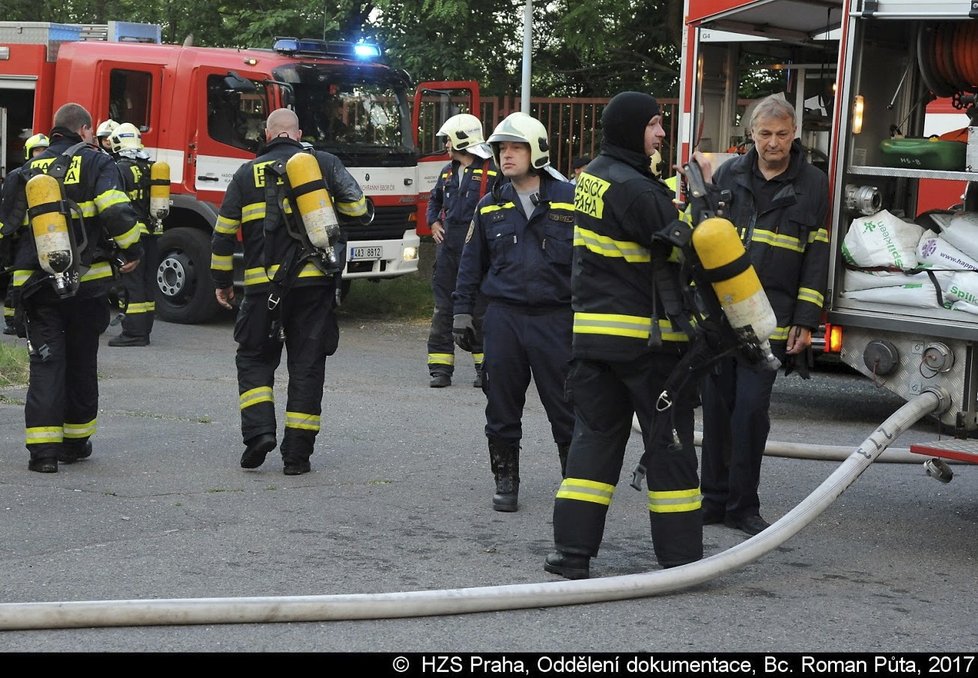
[937,211,978,262]
[916,233,978,271]
[842,210,923,269]
[842,283,944,308]
[843,268,951,292]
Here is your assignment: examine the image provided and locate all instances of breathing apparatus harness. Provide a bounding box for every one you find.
[261,149,342,342]
[630,160,780,491]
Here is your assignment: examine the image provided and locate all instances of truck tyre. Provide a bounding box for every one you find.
[155,227,222,324]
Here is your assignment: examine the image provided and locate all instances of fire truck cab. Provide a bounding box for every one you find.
[679,0,978,468]
[1,22,465,323]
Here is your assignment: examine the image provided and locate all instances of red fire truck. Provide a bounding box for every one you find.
[679,0,978,472]
[0,21,469,323]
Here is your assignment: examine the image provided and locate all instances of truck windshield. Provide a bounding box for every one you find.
[276,64,415,162]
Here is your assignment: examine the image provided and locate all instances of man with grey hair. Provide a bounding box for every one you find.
[695,94,829,535]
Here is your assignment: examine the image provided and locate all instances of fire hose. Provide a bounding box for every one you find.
[0,389,947,631]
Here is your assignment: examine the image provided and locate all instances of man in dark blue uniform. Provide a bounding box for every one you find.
[452,112,575,512]
[425,114,498,388]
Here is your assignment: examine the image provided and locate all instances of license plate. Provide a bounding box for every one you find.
[350,246,383,261]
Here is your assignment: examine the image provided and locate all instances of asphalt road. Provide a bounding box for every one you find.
[0,311,975,653]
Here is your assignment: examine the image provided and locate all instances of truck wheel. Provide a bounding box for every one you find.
[155,227,222,324]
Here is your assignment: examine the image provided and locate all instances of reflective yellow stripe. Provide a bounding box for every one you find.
[810,227,829,244]
[550,202,574,211]
[472,352,484,364]
[285,411,320,431]
[215,215,239,235]
[211,254,233,272]
[574,225,650,263]
[555,477,616,506]
[797,286,824,307]
[648,487,702,514]
[428,353,454,366]
[125,301,155,314]
[573,312,689,342]
[243,267,271,286]
[336,195,367,217]
[296,262,326,278]
[239,386,274,410]
[64,419,97,439]
[480,202,515,214]
[241,202,265,223]
[771,326,790,341]
[95,188,130,212]
[12,270,31,286]
[26,426,63,445]
[3,307,12,318]
[80,261,114,282]
[113,222,143,249]
[76,200,97,218]
[752,228,804,253]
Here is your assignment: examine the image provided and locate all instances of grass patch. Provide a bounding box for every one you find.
[0,341,29,387]
[337,273,433,321]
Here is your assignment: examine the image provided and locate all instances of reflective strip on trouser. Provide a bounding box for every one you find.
[427,242,485,374]
[119,235,157,338]
[552,355,703,566]
[699,353,779,519]
[23,296,109,461]
[481,303,573,444]
[235,286,333,459]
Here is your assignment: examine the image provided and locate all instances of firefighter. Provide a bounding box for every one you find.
[2,133,50,335]
[95,119,118,157]
[425,113,498,388]
[106,123,157,347]
[696,95,829,536]
[545,92,703,579]
[211,108,369,476]
[452,112,575,512]
[0,102,143,473]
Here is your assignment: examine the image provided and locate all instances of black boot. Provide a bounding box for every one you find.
[557,443,570,478]
[488,437,520,512]
[544,551,590,580]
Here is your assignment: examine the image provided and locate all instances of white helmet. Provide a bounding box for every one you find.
[96,119,119,140]
[109,123,143,154]
[437,113,491,159]
[488,112,566,179]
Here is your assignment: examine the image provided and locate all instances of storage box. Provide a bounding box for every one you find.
[879,138,966,171]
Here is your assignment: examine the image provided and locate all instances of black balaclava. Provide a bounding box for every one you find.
[601,91,660,156]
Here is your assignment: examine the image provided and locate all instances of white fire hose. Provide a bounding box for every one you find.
[0,389,947,631]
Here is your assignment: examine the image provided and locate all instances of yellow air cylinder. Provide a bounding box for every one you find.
[26,173,73,277]
[691,216,777,343]
[285,152,339,251]
[149,161,171,220]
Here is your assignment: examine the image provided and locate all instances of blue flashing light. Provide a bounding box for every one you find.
[354,43,381,59]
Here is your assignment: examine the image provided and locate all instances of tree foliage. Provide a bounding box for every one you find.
[2,0,685,98]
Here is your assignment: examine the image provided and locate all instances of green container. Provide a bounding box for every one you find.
[879,138,966,171]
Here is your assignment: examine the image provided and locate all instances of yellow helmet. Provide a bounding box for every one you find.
[24,133,49,160]
[109,123,143,154]
[96,119,119,139]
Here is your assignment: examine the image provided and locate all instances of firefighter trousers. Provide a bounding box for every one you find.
[23,294,111,462]
[552,355,703,568]
[233,285,338,461]
[481,303,573,446]
[699,354,779,520]
[427,241,485,376]
[118,234,158,338]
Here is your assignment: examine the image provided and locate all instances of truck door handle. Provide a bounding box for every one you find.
[197,175,219,182]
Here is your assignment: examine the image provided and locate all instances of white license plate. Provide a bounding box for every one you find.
[350,246,383,261]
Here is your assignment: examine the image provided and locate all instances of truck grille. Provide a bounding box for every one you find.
[346,205,414,242]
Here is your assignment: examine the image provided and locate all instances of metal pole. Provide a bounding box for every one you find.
[521,0,532,113]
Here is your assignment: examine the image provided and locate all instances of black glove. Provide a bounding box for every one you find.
[783,346,813,379]
[453,313,476,352]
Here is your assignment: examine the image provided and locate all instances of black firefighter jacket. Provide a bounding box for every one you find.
[211,137,367,296]
[711,141,829,340]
